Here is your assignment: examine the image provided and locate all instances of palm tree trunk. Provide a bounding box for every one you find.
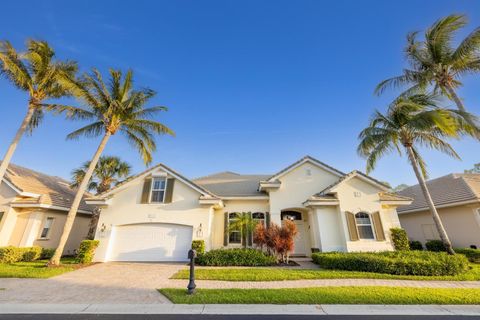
[444,83,466,112]
[406,146,455,255]
[86,207,101,240]
[50,132,112,265]
[0,105,35,183]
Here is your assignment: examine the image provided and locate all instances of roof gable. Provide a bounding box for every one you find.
[317,170,390,196]
[193,172,270,197]
[96,163,218,199]
[265,155,345,182]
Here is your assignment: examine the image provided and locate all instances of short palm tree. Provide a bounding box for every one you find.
[71,155,131,195]
[0,40,77,183]
[357,93,479,255]
[228,212,258,249]
[49,68,174,265]
[71,156,131,239]
[375,14,480,112]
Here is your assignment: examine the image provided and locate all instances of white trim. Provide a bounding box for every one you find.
[303,200,339,207]
[39,216,55,239]
[10,203,92,215]
[149,177,167,204]
[380,200,413,206]
[398,199,480,214]
[99,164,215,199]
[267,157,343,182]
[220,196,269,200]
[354,211,376,241]
[328,172,389,193]
[1,179,41,198]
[2,179,22,194]
[474,207,480,229]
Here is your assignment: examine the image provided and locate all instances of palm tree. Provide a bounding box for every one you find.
[71,156,131,239]
[375,14,480,112]
[228,212,258,249]
[357,93,479,255]
[49,68,174,265]
[71,156,131,194]
[0,40,77,183]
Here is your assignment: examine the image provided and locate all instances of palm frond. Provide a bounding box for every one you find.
[67,121,104,140]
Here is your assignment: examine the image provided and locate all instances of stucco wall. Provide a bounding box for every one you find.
[399,204,480,248]
[314,206,346,252]
[94,169,213,262]
[335,177,400,252]
[268,162,340,223]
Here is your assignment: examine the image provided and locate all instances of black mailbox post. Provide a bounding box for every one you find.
[187,249,196,295]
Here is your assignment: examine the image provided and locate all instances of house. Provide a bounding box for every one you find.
[0,164,93,255]
[89,156,412,262]
[397,173,480,249]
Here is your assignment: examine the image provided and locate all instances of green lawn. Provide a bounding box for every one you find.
[0,258,82,278]
[171,264,480,281]
[159,287,480,304]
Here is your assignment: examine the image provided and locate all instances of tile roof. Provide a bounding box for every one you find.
[193,172,270,197]
[378,192,413,202]
[265,155,345,181]
[4,163,93,213]
[397,173,480,213]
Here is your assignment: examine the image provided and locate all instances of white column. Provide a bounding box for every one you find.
[19,211,43,247]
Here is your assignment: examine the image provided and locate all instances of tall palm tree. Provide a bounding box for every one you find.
[71,156,131,239]
[375,14,480,112]
[0,40,77,183]
[357,93,479,255]
[71,155,131,194]
[49,68,174,265]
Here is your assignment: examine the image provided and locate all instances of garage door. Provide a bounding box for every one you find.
[108,223,193,262]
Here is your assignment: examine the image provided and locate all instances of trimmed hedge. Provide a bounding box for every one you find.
[40,248,56,260]
[426,240,446,252]
[312,251,469,276]
[192,240,206,255]
[390,228,409,251]
[409,241,423,251]
[0,246,43,263]
[455,248,480,263]
[196,248,276,266]
[75,240,99,264]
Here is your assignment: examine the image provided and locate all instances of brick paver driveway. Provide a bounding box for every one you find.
[0,262,186,304]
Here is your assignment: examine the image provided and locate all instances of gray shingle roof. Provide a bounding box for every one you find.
[193,172,270,197]
[5,163,94,213]
[397,173,480,213]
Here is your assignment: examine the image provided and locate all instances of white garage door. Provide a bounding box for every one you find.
[108,223,193,262]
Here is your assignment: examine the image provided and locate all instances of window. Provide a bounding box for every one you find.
[150,178,166,203]
[251,212,266,243]
[40,217,54,239]
[228,212,241,244]
[355,212,374,240]
[0,212,4,224]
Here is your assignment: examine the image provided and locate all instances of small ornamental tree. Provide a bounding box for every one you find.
[253,222,267,251]
[276,220,298,263]
[254,220,298,263]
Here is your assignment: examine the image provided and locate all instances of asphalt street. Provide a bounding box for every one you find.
[0,315,478,320]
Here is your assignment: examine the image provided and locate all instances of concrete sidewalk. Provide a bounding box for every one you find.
[0,304,479,316]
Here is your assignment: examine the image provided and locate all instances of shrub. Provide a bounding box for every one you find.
[191,240,205,255]
[22,246,42,262]
[40,248,56,260]
[409,241,423,251]
[196,248,276,266]
[390,228,410,251]
[312,251,468,276]
[455,248,480,263]
[75,240,99,264]
[0,246,24,263]
[254,221,298,263]
[426,240,446,252]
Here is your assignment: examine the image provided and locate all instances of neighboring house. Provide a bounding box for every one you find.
[0,164,93,255]
[89,156,411,262]
[398,173,480,249]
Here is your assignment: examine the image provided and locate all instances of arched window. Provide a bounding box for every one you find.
[355,212,375,240]
[228,212,241,244]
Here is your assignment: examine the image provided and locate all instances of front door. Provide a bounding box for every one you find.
[281,211,307,256]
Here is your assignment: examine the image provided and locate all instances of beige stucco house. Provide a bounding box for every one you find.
[398,173,480,249]
[0,164,93,255]
[89,156,411,262]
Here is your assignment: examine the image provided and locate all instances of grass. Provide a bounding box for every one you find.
[0,258,82,279]
[171,264,480,281]
[159,287,480,304]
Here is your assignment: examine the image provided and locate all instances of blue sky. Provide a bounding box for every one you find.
[1,0,479,187]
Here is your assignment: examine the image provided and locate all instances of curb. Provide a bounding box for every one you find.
[0,304,479,315]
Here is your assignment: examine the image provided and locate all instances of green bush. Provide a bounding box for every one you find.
[426,240,446,252]
[409,241,423,251]
[192,240,205,255]
[312,251,468,276]
[22,246,42,262]
[196,248,276,266]
[455,248,480,263]
[390,228,410,251]
[0,246,24,263]
[75,240,99,264]
[40,248,56,260]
